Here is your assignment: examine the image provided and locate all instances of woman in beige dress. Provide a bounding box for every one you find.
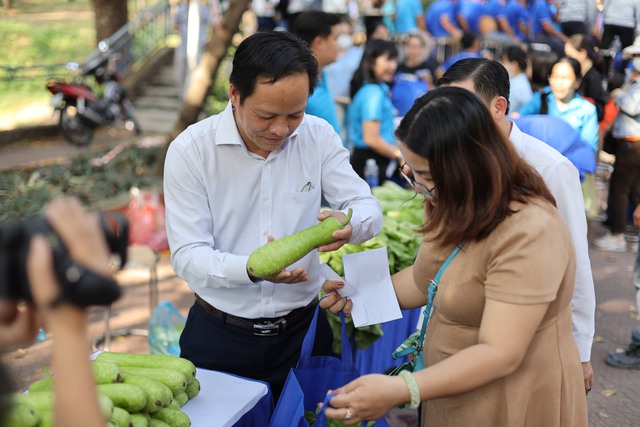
[324,86,588,426]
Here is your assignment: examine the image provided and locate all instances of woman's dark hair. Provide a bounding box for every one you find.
[365,17,387,41]
[567,33,606,76]
[552,56,582,82]
[502,45,528,72]
[349,39,398,98]
[396,86,555,247]
[229,31,319,104]
[529,50,558,91]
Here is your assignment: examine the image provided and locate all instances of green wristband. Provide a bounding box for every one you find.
[398,370,420,409]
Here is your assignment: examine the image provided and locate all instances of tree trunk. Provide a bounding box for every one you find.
[91,0,128,45]
[2,0,11,9]
[156,0,251,176]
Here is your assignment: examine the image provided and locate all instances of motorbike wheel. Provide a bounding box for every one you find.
[59,104,95,146]
[121,99,142,135]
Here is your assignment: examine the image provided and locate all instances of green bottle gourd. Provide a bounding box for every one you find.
[247,208,353,279]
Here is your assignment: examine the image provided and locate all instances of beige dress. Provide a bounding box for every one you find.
[413,199,588,427]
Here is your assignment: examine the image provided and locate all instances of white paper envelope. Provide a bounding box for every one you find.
[318,247,402,327]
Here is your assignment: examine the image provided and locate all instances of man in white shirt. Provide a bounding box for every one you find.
[163,31,382,399]
[434,58,596,393]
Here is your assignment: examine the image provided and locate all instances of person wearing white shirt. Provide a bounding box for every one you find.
[436,58,596,394]
[163,31,382,400]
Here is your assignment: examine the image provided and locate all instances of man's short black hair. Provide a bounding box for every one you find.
[229,31,319,104]
[437,58,511,114]
[291,11,342,47]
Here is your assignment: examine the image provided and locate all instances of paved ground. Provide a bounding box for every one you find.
[0,140,639,425]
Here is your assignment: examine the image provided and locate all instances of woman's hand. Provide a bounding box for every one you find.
[323,374,409,425]
[319,280,352,316]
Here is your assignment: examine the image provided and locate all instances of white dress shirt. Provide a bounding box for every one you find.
[510,122,596,362]
[164,102,382,319]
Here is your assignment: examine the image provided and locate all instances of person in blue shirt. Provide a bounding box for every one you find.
[529,0,568,56]
[517,56,599,153]
[425,0,463,39]
[435,31,483,79]
[348,39,403,185]
[504,0,531,42]
[292,11,343,137]
[482,0,524,45]
[457,0,491,34]
[395,0,426,35]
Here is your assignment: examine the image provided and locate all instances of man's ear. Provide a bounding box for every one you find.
[310,35,323,52]
[229,84,239,106]
[491,96,509,120]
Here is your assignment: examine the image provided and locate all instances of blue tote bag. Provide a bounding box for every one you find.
[269,304,389,426]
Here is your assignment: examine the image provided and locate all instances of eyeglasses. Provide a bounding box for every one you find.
[398,163,437,201]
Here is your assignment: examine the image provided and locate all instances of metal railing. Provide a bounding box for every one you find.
[84,0,171,77]
[0,0,171,82]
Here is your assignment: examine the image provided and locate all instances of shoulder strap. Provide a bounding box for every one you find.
[418,244,463,341]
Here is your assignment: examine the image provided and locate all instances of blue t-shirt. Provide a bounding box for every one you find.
[504,0,530,41]
[458,0,489,33]
[517,87,600,152]
[347,82,396,150]
[425,0,459,38]
[530,0,553,38]
[395,0,423,34]
[485,0,507,19]
[306,71,340,136]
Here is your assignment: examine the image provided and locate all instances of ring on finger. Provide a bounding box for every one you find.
[345,407,355,421]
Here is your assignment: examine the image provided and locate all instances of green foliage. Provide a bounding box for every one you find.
[322,181,424,353]
[0,144,163,221]
[304,408,376,426]
[320,181,424,277]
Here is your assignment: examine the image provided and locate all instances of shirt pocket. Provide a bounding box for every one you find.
[283,187,321,230]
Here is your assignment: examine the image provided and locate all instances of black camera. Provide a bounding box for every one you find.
[0,213,129,307]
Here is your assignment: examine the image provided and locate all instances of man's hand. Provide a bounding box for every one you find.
[248,234,311,284]
[319,280,352,316]
[258,267,310,284]
[316,210,352,253]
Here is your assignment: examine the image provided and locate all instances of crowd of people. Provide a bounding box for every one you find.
[243,1,637,208]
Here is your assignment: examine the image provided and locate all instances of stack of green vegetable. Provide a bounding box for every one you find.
[320,181,423,277]
[5,352,199,427]
[321,181,424,352]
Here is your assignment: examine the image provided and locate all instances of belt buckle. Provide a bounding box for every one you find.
[253,318,287,336]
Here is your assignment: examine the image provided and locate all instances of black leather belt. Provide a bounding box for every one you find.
[195,294,318,336]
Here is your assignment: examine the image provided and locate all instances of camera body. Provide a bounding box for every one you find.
[0,213,129,307]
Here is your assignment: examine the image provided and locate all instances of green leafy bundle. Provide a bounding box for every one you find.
[321,181,424,353]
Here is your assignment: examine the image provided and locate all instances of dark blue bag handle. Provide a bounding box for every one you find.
[315,393,336,427]
[297,303,354,375]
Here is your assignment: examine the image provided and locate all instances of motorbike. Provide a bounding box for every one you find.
[46,59,141,146]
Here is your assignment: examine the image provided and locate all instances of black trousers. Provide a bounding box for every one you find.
[608,139,640,234]
[351,147,391,186]
[560,21,587,37]
[601,24,637,72]
[179,299,335,401]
